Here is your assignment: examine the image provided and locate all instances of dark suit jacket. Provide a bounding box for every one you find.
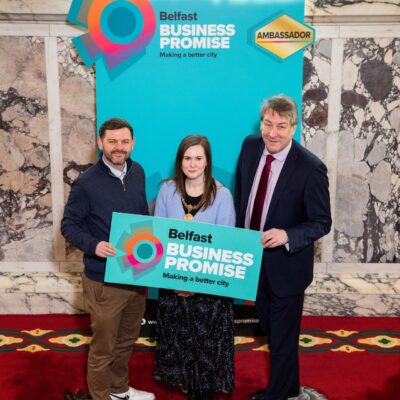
[235,135,332,297]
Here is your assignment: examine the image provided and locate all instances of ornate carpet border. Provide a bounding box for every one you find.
[1,329,399,354]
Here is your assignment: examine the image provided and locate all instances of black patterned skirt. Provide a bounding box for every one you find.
[154,292,234,393]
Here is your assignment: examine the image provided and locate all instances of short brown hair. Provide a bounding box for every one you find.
[99,118,134,139]
[260,95,298,126]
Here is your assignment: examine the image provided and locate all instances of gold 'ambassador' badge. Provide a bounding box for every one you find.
[254,14,315,60]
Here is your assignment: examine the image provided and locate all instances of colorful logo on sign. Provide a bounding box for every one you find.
[117,221,163,275]
[67,0,156,76]
[250,13,314,60]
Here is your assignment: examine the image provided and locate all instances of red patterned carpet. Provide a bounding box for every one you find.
[1,315,399,400]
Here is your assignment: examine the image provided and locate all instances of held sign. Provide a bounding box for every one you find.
[105,213,263,300]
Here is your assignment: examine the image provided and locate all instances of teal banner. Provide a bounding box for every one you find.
[67,0,311,199]
[105,213,263,300]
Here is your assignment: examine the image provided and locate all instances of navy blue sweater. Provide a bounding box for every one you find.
[61,157,149,282]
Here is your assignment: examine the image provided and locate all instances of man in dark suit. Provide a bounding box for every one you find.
[234,95,331,400]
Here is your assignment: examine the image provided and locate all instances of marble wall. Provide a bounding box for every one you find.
[306,0,400,18]
[336,38,399,264]
[0,36,52,262]
[0,1,399,316]
[58,37,97,263]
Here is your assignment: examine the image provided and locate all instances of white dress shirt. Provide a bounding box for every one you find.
[102,156,127,180]
[245,141,292,231]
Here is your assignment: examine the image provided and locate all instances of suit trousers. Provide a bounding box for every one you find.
[256,270,305,400]
[82,274,146,400]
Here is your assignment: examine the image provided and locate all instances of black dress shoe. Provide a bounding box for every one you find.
[64,389,92,400]
[188,389,215,400]
[64,391,75,400]
[248,388,266,400]
[199,390,214,400]
[187,390,199,400]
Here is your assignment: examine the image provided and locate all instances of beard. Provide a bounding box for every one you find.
[103,149,129,166]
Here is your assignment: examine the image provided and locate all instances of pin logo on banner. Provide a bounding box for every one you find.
[118,222,163,275]
[67,0,156,75]
[251,13,314,60]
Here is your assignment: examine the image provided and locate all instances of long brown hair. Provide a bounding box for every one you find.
[172,135,217,209]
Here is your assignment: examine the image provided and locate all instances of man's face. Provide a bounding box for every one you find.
[260,109,295,154]
[97,127,134,170]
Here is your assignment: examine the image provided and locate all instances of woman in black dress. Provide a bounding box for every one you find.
[153,135,236,400]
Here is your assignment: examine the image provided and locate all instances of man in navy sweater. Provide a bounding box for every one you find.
[61,118,154,400]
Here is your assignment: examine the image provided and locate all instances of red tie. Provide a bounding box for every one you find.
[250,154,275,230]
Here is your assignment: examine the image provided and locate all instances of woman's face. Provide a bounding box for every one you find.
[181,144,207,182]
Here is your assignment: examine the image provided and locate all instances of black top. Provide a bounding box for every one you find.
[181,191,203,217]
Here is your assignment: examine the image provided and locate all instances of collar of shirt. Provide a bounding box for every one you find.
[102,156,127,180]
[263,140,292,162]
